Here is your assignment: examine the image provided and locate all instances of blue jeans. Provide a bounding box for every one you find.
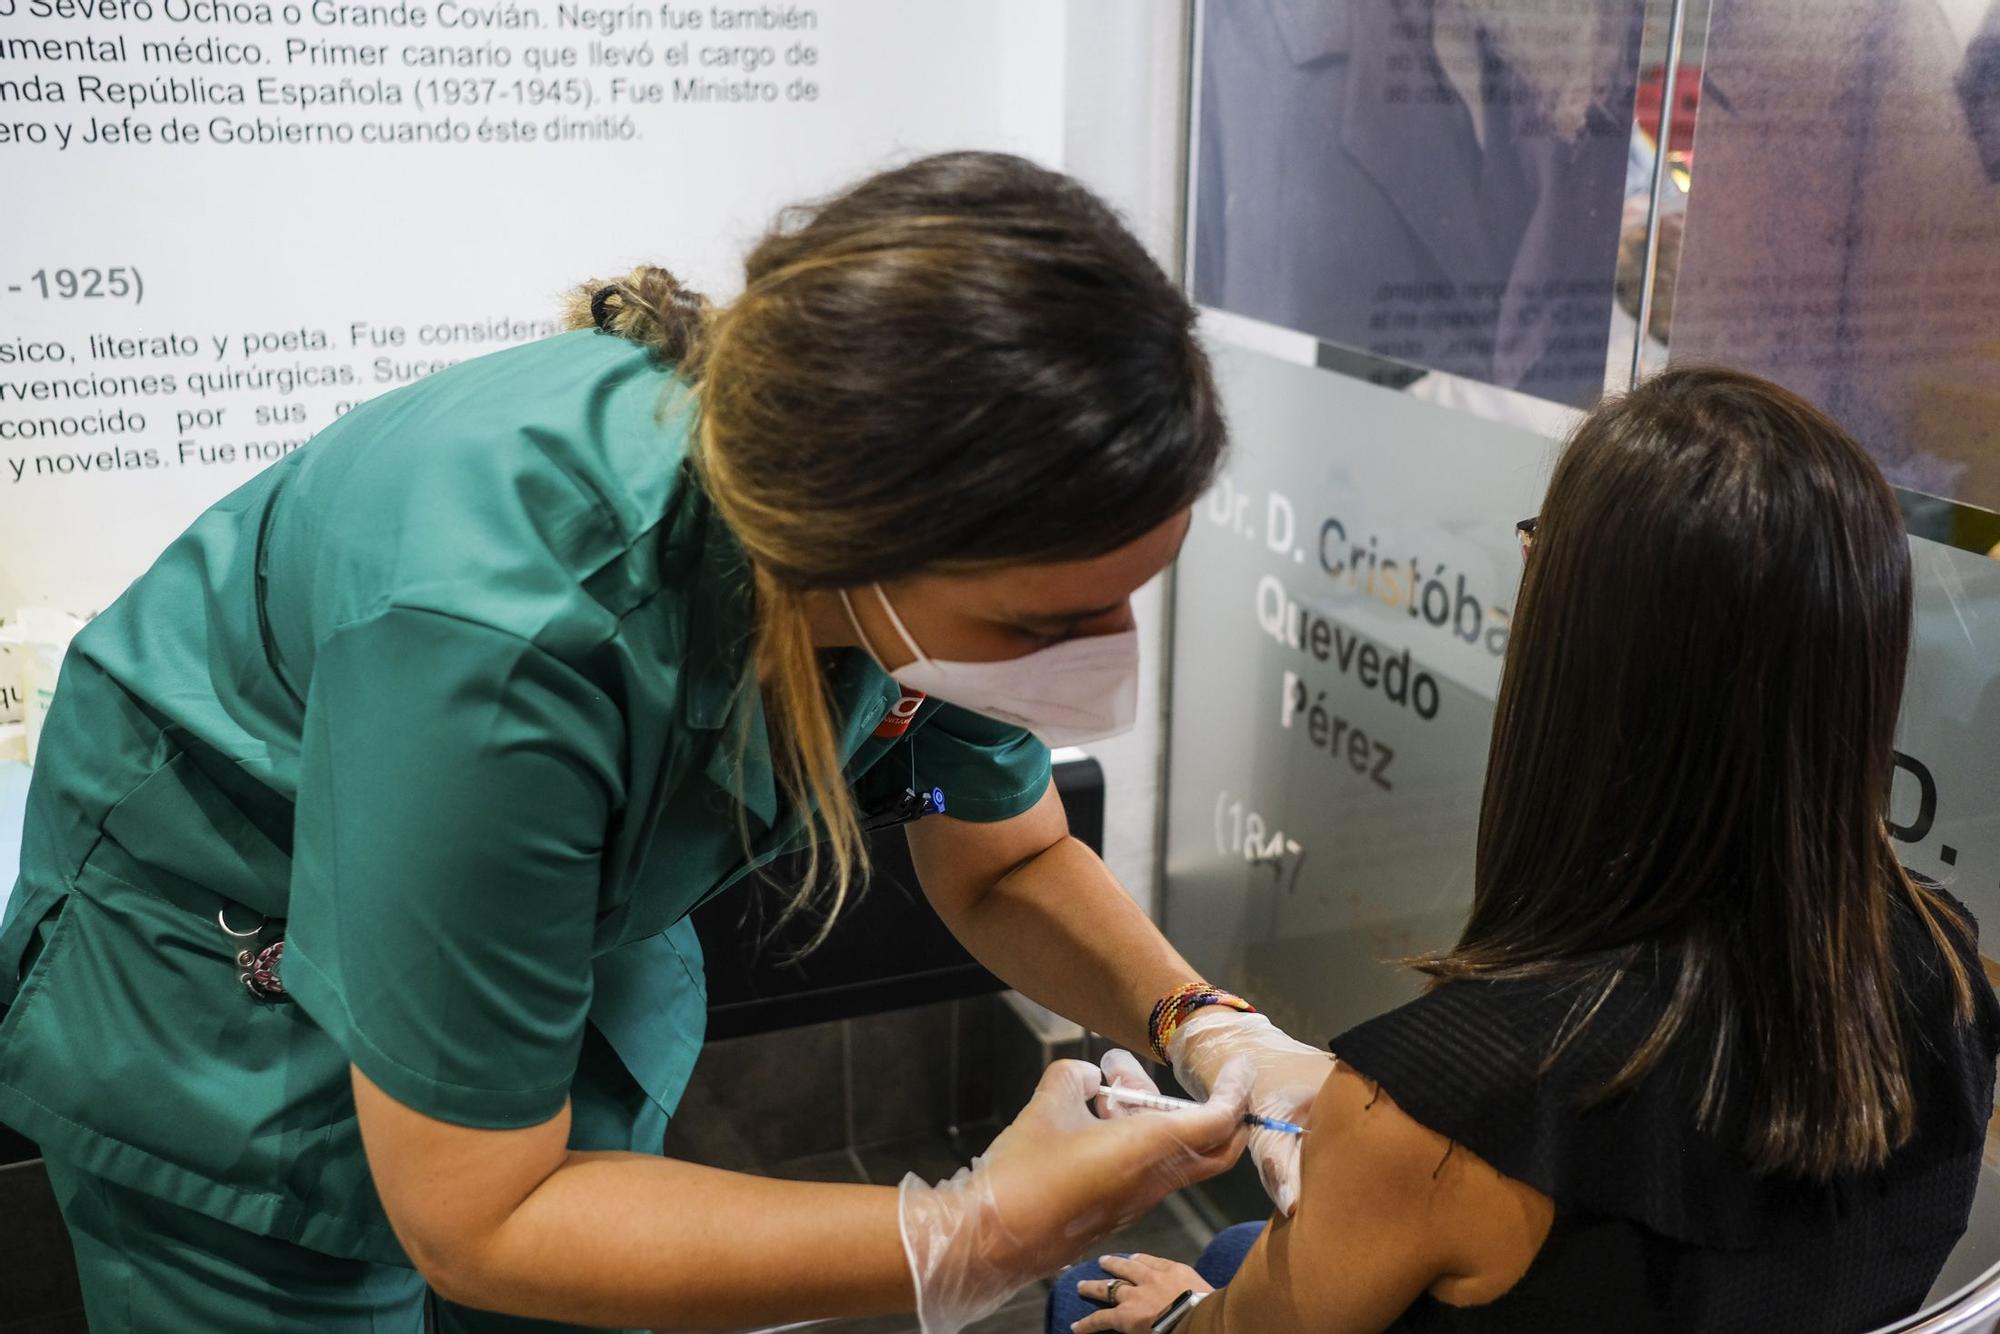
[1046,1222,1266,1331]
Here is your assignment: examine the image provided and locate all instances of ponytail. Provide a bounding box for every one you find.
[742,565,867,944]
[562,264,712,374]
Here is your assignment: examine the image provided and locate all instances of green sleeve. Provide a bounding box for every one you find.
[284,607,626,1129]
[908,704,1052,823]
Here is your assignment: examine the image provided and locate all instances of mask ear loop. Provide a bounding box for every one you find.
[838,588,886,672]
[870,583,936,671]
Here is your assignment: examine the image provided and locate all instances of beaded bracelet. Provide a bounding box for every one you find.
[1148,981,1257,1063]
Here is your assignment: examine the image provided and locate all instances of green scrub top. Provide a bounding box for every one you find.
[0,329,1051,1263]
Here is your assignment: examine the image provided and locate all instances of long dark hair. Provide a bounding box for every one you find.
[1420,366,1972,1181]
[566,151,1227,927]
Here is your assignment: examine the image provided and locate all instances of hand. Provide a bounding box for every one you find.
[1091,1047,1169,1121]
[1071,1253,1212,1333]
[1167,1010,1333,1216]
[898,1056,1252,1334]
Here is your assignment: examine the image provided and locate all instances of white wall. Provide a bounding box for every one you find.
[2,2,1072,616]
[1,0,1187,905]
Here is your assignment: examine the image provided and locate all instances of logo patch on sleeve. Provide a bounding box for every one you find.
[874,686,927,738]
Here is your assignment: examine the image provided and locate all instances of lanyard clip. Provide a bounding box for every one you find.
[219,907,290,1003]
[859,785,946,833]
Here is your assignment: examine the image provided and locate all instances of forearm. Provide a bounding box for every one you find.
[940,835,1195,1055]
[447,1152,911,1328]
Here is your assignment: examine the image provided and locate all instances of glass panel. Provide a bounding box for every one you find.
[1169,344,2000,1311]
[1897,533,2000,1310]
[1191,0,1652,409]
[1163,340,1553,1039]
[1171,0,2000,1302]
[1166,361,2000,1086]
[1667,0,2000,511]
[1893,535,2000,929]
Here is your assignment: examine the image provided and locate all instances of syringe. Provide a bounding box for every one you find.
[1097,1084,1306,1135]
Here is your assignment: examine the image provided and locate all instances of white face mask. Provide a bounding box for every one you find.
[839,583,1140,749]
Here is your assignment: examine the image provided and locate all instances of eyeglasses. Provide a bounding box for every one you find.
[1515,517,1538,560]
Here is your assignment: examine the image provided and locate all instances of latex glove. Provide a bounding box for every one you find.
[898,1055,1253,1334]
[1091,1047,1167,1121]
[1167,1009,1333,1216]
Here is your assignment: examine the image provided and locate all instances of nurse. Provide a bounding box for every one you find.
[0,152,1331,1331]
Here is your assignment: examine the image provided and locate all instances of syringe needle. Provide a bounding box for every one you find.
[1096,1083,1305,1135]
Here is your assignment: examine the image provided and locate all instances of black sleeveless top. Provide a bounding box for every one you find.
[1329,889,2000,1333]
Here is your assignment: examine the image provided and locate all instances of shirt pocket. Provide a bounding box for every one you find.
[0,856,349,1235]
[97,747,293,920]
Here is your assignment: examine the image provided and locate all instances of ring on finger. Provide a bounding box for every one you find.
[1104,1278,1128,1303]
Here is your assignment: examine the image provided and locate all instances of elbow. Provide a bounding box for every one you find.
[349,1063,567,1313]
[397,1224,500,1308]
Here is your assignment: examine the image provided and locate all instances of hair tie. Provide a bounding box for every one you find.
[590,285,620,332]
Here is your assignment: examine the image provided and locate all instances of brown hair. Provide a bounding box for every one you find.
[567,152,1225,930]
[1420,365,1972,1180]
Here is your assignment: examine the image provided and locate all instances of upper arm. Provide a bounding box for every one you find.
[906,783,1069,918]
[1203,1064,1555,1334]
[899,704,1060,915]
[287,608,625,1126]
[283,609,626,1248]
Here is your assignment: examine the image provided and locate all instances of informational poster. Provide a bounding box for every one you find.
[0,0,1065,725]
[1166,343,2000,1044]
[1191,0,1649,410]
[1671,0,2000,511]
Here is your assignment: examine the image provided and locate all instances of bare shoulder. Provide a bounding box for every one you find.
[1302,1060,1556,1306]
[1195,1061,1557,1332]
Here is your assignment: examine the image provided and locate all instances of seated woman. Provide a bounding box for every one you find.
[1053,367,2000,1333]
